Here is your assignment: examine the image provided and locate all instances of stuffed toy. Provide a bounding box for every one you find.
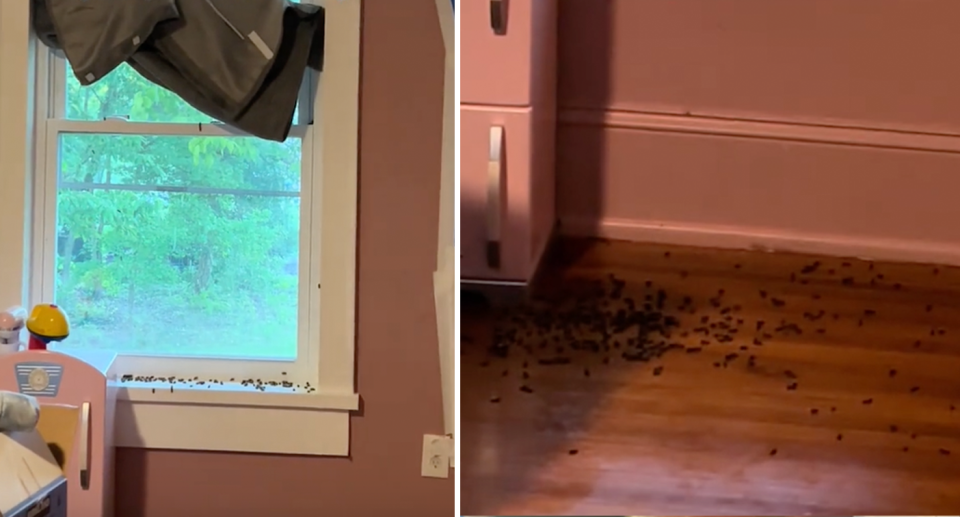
[0,390,40,433]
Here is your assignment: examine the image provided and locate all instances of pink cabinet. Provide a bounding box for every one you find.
[460,0,558,284]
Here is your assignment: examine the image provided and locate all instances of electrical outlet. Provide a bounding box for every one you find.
[421,434,450,478]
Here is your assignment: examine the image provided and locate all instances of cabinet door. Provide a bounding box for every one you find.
[460,0,534,106]
[460,107,533,281]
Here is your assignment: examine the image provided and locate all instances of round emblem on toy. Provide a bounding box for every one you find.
[28,368,50,391]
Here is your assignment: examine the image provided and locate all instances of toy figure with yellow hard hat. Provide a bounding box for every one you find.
[25,303,70,351]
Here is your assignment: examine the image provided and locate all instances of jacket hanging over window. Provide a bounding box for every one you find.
[32,0,324,142]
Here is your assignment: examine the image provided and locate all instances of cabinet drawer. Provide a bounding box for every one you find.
[461,107,534,281]
[461,0,545,106]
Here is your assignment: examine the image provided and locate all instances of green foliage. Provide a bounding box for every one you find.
[55,63,301,359]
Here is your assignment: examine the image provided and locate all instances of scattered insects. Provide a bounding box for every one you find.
[538,357,571,366]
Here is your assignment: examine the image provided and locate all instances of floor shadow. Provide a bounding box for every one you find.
[462,242,688,515]
[460,0,615,511]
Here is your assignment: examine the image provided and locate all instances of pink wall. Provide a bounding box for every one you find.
[557,0,960,264]
[112,1,454,515]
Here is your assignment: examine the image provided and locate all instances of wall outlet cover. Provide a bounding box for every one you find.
[421,434,450,479]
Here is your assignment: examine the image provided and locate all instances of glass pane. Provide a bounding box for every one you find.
[67,62,211,123]
[59,134,301,191]
[53,134,302,360]
[65,61,306,124]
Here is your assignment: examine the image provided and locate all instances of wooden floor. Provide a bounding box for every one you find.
[461,239,960,516]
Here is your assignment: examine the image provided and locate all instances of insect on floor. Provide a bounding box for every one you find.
[461,238,960,516]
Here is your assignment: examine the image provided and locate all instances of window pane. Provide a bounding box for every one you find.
[65,62,303,124]
[53,134,302,360]
[59,134,301,192]
[67,62,211,123]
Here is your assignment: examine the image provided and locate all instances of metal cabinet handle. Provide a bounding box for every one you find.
[486,126,505,269]
[490,0,508,35]
[79,402,91,490]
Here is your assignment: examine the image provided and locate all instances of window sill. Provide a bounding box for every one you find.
[112,381,359,456]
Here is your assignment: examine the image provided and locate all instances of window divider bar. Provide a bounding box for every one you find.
[48,119,308,139]
[59,181,301,198]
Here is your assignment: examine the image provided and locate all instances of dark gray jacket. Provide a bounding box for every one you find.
[32,0,323,142]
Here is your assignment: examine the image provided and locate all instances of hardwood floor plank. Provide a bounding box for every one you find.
[462,238,960,515]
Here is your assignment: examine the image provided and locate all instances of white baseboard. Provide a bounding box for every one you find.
[560,216,960,268]
[556,108,960,268]
[559,107,960,154]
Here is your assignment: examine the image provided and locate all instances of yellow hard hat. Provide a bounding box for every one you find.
[26,304,70,341]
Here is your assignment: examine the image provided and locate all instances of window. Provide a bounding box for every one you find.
[1,0,361,455]
[37,58,315,380]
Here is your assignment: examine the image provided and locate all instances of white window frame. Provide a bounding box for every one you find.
[0,0,361,456]
[434,0,455,441]
[34,40,321,386]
